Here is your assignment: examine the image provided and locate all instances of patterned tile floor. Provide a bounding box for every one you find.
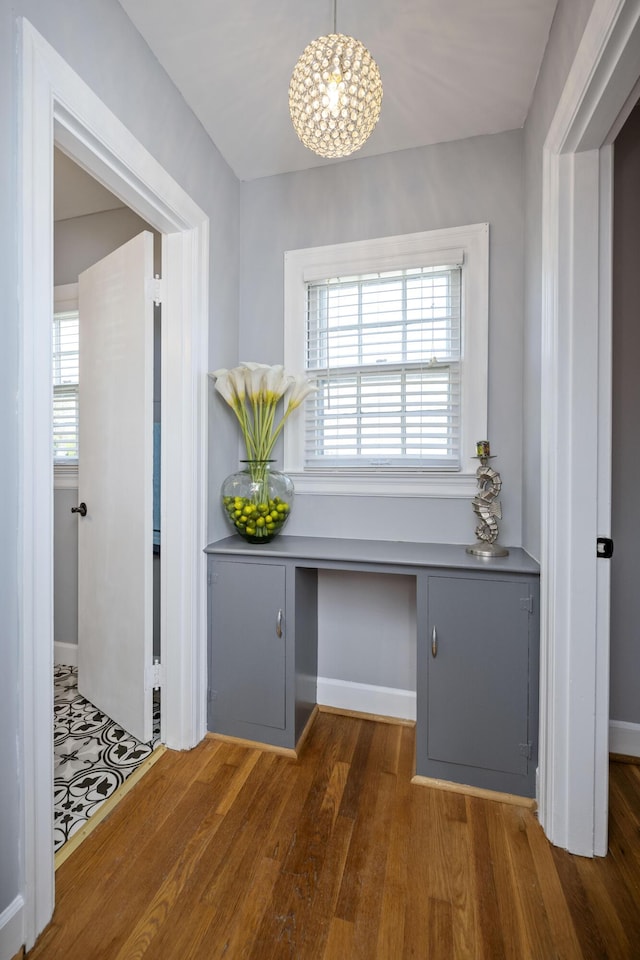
[54,663,160,851]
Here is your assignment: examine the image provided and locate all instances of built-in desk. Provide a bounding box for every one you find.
[205,536,540,798]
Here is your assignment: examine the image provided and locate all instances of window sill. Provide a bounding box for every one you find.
[285,471,478,498]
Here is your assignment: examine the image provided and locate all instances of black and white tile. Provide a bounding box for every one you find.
[54,664,160,851]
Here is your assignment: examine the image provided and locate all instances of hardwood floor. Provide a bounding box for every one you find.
[27,712,640,959]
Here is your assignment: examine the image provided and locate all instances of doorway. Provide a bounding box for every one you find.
[19,19,209,951]
[52,160,164,852]
[610,98,640,763]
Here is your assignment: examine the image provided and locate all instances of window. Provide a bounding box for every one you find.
[284,224,488,496]
[53,284,79,471]
[305,264,461,469]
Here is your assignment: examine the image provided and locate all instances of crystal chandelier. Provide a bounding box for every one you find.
[289,1,383,159]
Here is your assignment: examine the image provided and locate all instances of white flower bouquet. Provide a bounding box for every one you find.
[211,362,316,541]
[211,362,316,463]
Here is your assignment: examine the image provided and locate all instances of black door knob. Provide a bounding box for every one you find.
[71,502,87,517]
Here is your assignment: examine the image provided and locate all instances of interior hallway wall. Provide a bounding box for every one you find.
[55,206,158,285]
[239,129,525,546]
[238,128,524,707]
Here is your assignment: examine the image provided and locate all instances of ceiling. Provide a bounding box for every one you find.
[117,0,559,182]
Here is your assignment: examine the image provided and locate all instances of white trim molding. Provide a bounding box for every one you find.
[287,471,479,498]
[0,895,25,960]
[539,0,640,857]
[609,720,640,757]
[54,642,78,667]
[317,677,416,721]
[19,19,209,949]
[54,465,79,489]
[54,282,78,311]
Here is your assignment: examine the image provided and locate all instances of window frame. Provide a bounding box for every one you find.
[53,283,79,488]
[283,223,489,497]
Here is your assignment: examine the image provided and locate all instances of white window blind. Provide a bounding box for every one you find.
[304,263,462,470]
[52,308,79,461]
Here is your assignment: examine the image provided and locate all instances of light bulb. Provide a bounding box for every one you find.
[326,72,342,113]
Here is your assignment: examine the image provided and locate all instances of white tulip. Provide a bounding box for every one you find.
[242,364,265,402]
[212,370,236,408]
[263,364,290,402]
[285,376,317,412]
[227,366,246,402]
[239,361,270,370]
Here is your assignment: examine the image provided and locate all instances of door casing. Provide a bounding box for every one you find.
[539,0,640,858]
[19,19,209,950]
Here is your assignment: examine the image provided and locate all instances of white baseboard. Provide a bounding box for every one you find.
[0,894,24,960]
[54,640,78,667]
[317,676,416,721]
[610,719,640,758]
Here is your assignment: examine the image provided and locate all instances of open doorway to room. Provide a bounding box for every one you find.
[609,100,640,776]
[52,150,165,857]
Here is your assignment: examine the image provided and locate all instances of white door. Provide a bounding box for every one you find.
[76,231,155,743]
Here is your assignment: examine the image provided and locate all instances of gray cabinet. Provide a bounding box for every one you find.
[209,559,287,733]
[416,572,539,797]
[208,555,317,750]
[206,536,539,795]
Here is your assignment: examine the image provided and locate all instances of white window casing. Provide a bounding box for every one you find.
[284,223,489,497]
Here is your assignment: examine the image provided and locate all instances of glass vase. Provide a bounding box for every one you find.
[221,460,294,543]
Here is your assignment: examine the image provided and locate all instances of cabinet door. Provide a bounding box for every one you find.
[427,576,530,778]
[211,559,286,731]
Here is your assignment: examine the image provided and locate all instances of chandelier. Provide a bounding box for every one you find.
[288,1,383,159]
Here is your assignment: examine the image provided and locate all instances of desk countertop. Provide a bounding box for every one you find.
[205,535,539,576]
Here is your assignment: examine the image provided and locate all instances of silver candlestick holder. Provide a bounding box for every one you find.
[466,441,509,558]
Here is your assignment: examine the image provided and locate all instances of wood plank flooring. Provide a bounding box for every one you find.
[27,712,640,959]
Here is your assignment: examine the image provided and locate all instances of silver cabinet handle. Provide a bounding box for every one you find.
[431,625,437,658]
[276,609,283,638]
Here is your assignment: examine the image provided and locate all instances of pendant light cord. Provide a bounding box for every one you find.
[289,0,382,159]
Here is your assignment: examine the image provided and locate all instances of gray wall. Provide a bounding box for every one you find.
[239,129,525,545]
[55,206,158,285]
[318,571,416,691]
[54,488,80,647]
[237,129,525,696]
[2,0,239,930]
[610,99,640,725]
[522,0,597,560]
